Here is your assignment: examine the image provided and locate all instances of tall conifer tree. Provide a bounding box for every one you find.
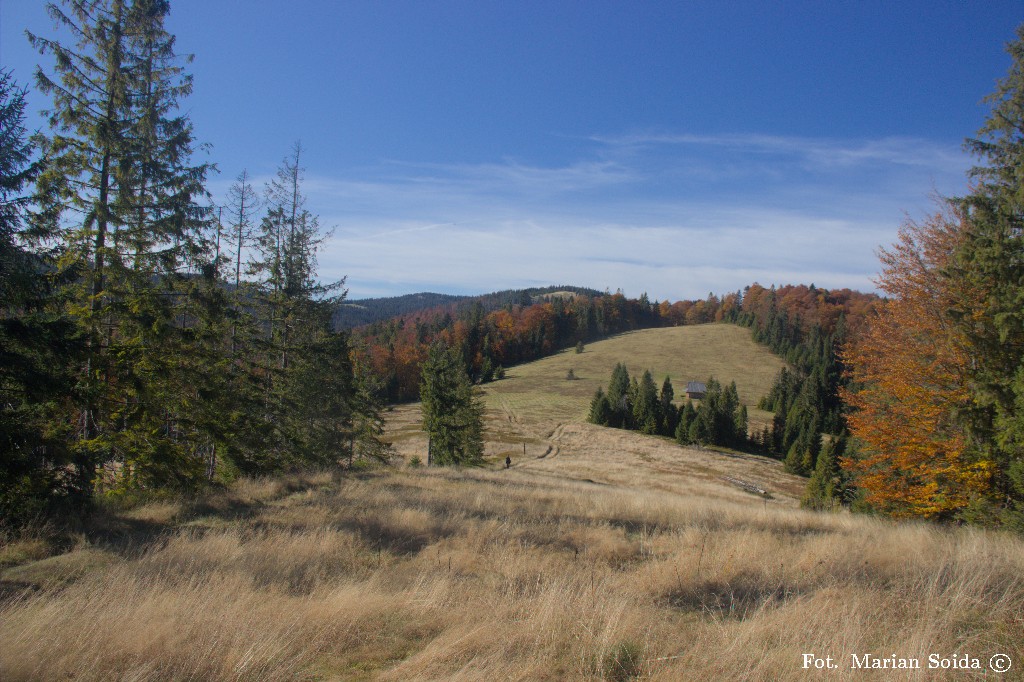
[952,25,1024,527]
[0,70,84,520]
[29,0,215,489]
[420,343,484,466]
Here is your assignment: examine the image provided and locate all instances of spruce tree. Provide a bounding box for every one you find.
[291,323,387,467]
[687,415,705,445]
[735,404,749,447]
[226,169,259,318]
[951,25,1024,527]
[632,370,660,434]
[659,376,677,436]
[721,381,740,445]
[255,143,329,372]
[606,362,631,428]
[0,69,84,521]
[626,376,640,430]
[246,143,350,468]
[29,0,218,490]
[676,400,696,444]
[803,434,847,510]
[29,0,134,484]
[589,387,612,426]
[697,377,731,445]
[770,407,786,457]
[420,343,484,466]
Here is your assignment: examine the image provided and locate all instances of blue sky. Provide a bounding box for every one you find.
[2,1,1022,300]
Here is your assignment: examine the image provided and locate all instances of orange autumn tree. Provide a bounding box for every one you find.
[842,206,995,519]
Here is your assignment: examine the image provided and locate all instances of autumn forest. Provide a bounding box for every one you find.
[2,4,1024,536]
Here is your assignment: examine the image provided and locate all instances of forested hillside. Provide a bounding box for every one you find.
[334,293,469,328]
[333,285,602,329]
[581,284,879,510]
[354,289,666,402]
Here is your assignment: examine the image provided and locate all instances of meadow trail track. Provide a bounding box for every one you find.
[537,423,565,459]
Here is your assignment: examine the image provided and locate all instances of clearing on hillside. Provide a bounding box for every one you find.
[386,323,803,502]
[485,323,784,425]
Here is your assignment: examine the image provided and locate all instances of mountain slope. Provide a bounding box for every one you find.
[333,292,470,328]
[384,323,798,500]
[333,284,604,328]
[483,323,785,426]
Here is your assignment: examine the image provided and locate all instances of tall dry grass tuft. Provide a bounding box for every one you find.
[2,466,1023,680]
[1,567,325,680]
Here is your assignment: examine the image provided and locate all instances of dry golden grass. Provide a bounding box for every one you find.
[2,325,1023,680]
[2,467,1022,681]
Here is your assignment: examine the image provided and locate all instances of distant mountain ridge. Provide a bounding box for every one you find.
[334,285,604,329]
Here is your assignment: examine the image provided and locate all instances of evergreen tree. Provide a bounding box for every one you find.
[626,376,640,430]
[803,434,847,511]
[0,2,380,516]
[420,343,484,466]
[254,143,336,373]
[479,356,495,383]
[606,362,631,428]
[735,404,749,446]
[694,377,729,446]
[245,143,349,469]
[785,420,822,476]
[29,0,135,489]
[291,322,387,467]
[721,381,741,445]
[632,370,660,434]
[687,415,705,445]
[770,407,786,457]
[660,376,678,436]
[29,0,218,491]
[951,25,1024,528]
[674,377,747,449]
[226,170,260,287]
[675,400,696,444]
[588,387,612,426]
[0,69,85,522]
[226,169,260,357]
[803,422,823,473]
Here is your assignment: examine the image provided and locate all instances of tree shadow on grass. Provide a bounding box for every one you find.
[664,575,802,620]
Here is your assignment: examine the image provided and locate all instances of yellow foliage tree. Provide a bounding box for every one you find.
[842,206,994,519]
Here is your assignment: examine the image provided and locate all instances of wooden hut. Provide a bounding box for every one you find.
[685,381,706,400]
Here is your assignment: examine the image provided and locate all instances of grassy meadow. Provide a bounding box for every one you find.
[488,323,785,426]
[386,324,787,477]
[2,324,1023,680]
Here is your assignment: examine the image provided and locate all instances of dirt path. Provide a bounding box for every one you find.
[507,420,804,507]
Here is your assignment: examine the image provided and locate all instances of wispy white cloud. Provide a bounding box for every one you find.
[213,131,973,301]
[374,158,639,194]
[590,131,968,172]
[320,210,891,301]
